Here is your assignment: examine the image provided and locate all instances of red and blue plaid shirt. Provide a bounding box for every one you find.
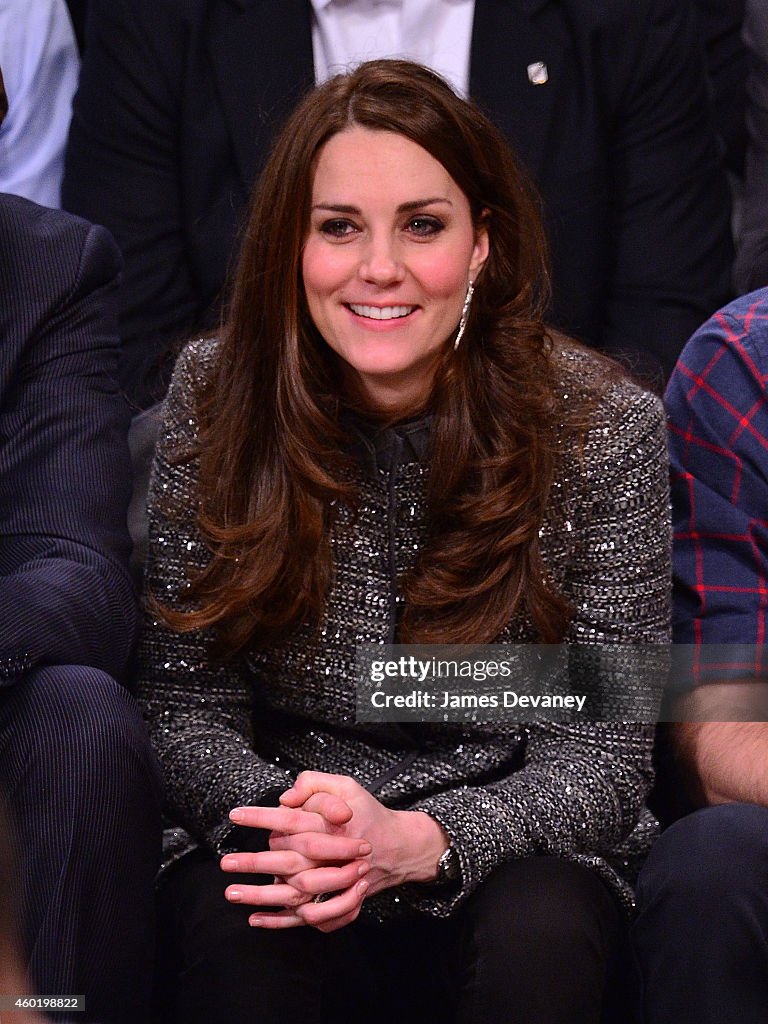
[665,288,768,678]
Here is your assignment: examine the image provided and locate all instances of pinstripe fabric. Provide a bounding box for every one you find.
[0,667,162,1024]
[0,195,162,1022]
[665,288,768,676]
[0,193,139,682]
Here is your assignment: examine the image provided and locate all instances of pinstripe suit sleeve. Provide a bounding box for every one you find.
[0,197,139,683]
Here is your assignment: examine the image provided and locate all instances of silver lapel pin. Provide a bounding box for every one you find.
[527,61,548,85]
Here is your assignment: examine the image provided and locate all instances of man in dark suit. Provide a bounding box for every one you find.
[64,0,734,407]
[0,70,161,1022]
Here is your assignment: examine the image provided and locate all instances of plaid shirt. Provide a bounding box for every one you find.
[665,288,768,678]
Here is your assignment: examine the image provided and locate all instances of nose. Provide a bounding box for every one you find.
[358,232,405,287]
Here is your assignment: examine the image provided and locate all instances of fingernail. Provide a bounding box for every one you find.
[358,880,369,894]
[221,857,239,871]
[229,808,244,822]
[227,889,242,902]
[249,916,263,927]
[357,862,370,877]
[359,842,372,856]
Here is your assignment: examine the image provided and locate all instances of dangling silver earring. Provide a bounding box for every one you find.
[453,281,474,351]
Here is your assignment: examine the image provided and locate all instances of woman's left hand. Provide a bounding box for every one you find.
[277,772,447,893]
[221,799,371,931]
[222,772,449,931]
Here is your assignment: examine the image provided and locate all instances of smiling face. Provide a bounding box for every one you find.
[302,127,489,415]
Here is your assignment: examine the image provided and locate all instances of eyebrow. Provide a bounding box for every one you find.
[311,197,453,214]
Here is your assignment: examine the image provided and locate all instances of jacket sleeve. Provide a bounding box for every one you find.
[62,0,200,402]
[665,297,768,648]
[135,340,294,853]
[735,0,768,294]
[406,389,671,915]
[0,212,139,684]
[600,0,733,379]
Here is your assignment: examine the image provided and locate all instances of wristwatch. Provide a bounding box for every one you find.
[433,844,460,886]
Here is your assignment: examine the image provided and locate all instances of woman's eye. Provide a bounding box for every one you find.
[407,216,444,237]
[320,219,357,238]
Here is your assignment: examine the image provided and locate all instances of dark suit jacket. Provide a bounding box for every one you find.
[735,0,768,293]
[64,0,88,54]
[694,0,747,179]
[64,0,734,404]
[0,194,139,683]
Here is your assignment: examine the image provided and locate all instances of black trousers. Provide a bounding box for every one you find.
[0,666,163,1024]
[632,803,768,1024]
[156,849,624,1024]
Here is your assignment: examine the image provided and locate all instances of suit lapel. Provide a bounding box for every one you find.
[208,0,315,188]
[470,0,566,178]
[208,0,568,187]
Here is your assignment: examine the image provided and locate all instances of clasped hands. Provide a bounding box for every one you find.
[220,771,448,933]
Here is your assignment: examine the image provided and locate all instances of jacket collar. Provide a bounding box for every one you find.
[343,412,432,476]
[212,0,556,189]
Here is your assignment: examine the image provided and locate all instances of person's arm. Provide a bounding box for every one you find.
[600,0,733,379]
[402,388,670,913]
[694,0,747,178]
[0,0,79,208]
[675,718,768,805]
[664,294,768,804]
[0,207,139,683]
[735,0,768,294]
[62,0,201,401]
[135,339,297,850]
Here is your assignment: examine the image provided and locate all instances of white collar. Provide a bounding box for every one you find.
[310,0,403,12]
[310,0,466,9]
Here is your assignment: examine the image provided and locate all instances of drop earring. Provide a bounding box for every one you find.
[453,281,474,351]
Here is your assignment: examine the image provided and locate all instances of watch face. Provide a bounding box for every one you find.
[438,846,460,883]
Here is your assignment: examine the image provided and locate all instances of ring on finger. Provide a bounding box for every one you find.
[313,891,338,904]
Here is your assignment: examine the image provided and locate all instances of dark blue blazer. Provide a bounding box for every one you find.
[0,194,139,683]
[65,0,734,402]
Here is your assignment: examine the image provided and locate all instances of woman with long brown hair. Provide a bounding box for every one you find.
[138,60,670,1024]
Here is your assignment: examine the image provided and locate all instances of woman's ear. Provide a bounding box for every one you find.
[470,211,490,278]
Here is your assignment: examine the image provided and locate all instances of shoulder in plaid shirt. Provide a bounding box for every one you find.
[666,288,768,677]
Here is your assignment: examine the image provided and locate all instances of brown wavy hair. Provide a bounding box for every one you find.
[163,59,576,651]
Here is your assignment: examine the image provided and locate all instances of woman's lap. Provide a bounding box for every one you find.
[155,850,623,1024]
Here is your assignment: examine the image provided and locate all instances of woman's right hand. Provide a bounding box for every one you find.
[220,801,372,930]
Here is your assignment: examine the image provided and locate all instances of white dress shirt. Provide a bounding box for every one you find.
[310,0,475,97]
[0,0,80,208]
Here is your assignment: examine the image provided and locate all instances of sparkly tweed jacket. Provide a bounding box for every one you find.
[137,337,671,917]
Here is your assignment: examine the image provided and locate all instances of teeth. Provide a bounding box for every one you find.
[348,304,414,320]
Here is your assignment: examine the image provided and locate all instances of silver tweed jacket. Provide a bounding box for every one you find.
[137,337,671,918]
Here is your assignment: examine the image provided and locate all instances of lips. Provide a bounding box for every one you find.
[347,303,416,320]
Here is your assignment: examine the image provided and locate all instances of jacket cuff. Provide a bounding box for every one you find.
[402,787,531,916]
